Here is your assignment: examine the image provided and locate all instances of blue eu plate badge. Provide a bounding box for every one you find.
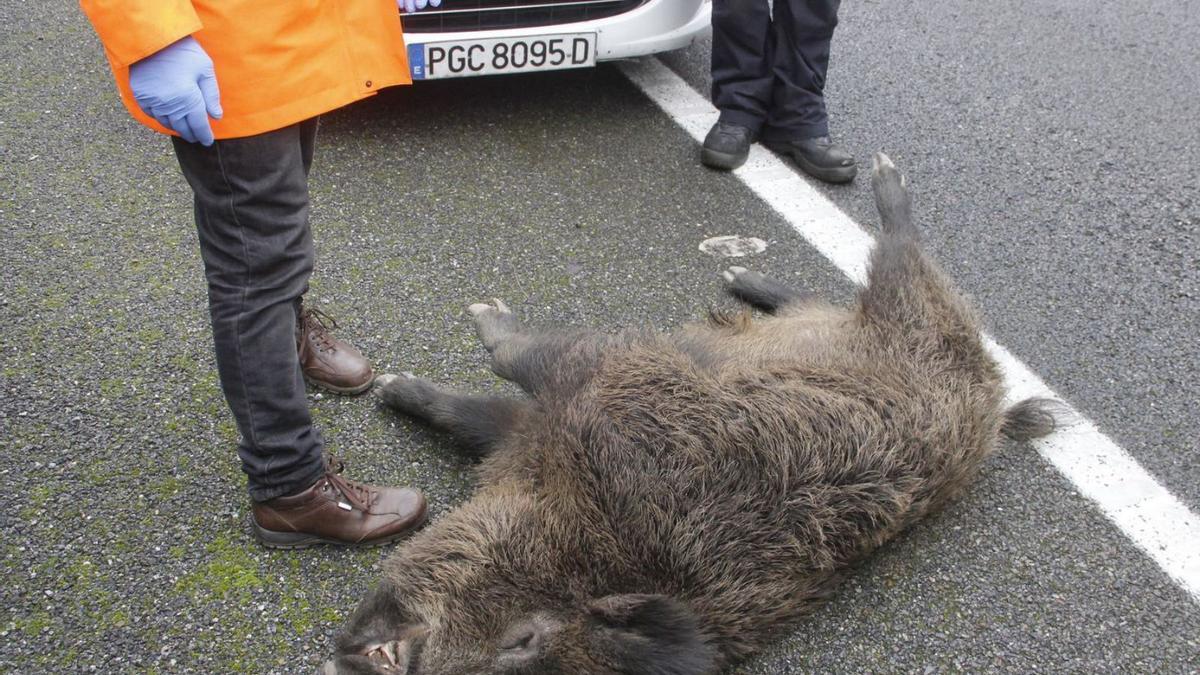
[408,43,427,80]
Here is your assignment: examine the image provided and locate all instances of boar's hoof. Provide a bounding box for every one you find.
[469,299,519,352]
[468,298,511,317]
[871,151,906,188]
[722,265,749,283]
[374,373,400,390]
[373,373,407,399]
[374,371,417,387]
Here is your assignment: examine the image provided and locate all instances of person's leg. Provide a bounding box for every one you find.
[280,119,377,396]
[763,0,839,140]
[172,120,426,547]
[761,0,857,183]
[703,0,774,170]
[173,121,324,502]
[711,0,774,133]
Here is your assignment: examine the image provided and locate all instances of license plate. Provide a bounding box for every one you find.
[408,33,596,80]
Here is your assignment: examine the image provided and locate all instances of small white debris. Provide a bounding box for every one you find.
[698,235,767,258]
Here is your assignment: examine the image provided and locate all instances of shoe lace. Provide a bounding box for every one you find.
[322,454,376,512]
[301,306,340,352]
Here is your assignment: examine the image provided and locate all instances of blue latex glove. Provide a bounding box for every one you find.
[398,0,441,13]
[129,36,222,146]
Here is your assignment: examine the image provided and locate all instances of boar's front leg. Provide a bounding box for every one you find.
[722,266,813,313]
[374,373,531,457]
[469,299,607,396]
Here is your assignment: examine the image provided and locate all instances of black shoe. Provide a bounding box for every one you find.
[763,135,857,184]
[701,122,755,171]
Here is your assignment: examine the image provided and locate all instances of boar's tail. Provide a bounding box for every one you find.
[1000,397,1062,441]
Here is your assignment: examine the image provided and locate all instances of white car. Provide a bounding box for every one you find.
[400,0,711,80]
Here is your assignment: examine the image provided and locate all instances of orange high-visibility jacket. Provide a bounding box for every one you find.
[80,0,412,139]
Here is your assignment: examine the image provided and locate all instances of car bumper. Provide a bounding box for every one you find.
[402,0,712,62]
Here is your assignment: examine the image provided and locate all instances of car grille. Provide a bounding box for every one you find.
[400,0,648,33]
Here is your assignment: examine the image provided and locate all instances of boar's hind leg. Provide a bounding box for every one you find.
[374,373,531,457]
[859,153,971,334]
[722,266,812,313]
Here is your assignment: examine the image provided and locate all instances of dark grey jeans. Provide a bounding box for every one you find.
[172,119,325,502]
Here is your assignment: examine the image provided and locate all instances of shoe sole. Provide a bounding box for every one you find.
[303,375,374,396]
[762,141,858,184]
[251,504,429,550]
[701,147,748,171]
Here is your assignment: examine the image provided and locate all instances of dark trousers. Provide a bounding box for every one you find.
[172,119,325,502]
[711,0,841,141]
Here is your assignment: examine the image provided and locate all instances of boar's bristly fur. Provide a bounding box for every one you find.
[323,154,1058,675]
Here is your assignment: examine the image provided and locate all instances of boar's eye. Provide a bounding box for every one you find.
[498,627,536,651]
[495,614,562,668]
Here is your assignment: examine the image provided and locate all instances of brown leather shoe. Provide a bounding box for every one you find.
[251,456,427,548]
[297,302,374,395]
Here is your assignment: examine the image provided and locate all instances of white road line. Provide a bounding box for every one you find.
[618,57,1200,602]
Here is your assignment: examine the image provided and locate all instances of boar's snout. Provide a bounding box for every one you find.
[322,633,422,674]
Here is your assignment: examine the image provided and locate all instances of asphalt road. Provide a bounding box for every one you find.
[2,0,1198,672]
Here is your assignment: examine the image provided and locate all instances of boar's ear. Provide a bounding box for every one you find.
[586,594,715,675]
[334,582,412,654]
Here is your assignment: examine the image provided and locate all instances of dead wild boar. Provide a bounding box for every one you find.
[322,154,1057,674]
